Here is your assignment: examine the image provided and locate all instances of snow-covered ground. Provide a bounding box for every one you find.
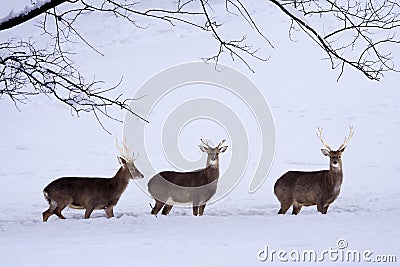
[0,1,399,266]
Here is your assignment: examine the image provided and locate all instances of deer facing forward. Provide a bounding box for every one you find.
[148,139,228,216]
[274,127,354,215]
[42,140,144,222]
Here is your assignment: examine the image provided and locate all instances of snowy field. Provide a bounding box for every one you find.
[1,1,399,266]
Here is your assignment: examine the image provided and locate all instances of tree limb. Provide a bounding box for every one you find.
[0,0,68,31]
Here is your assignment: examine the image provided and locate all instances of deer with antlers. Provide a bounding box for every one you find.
[274,127,354,215]
[42,139,144,221]
[148,139,228,216]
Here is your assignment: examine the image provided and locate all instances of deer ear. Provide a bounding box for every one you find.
[339,147,346,153]
[118,156,127,165]
[199,146,208,152]
[219,146,228,153]
[321,149,330,157]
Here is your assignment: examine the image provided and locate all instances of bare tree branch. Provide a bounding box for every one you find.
[0,0,68,31]
[0,38,148,126]
[273,0,399,80]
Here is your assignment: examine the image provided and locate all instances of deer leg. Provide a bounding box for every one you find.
[317,202,325,214]
[42,201,57,222]
[54,204,67,220]
[198,204,206,216]
[192,206,199,216]
[151,200,165,215]
[105,206,114,218]
[292,204,302,215]
[42,209,54,222]
[322,205,330,214]
[84,206,95,219]
[161,204,173,216]
[278,200,291,214]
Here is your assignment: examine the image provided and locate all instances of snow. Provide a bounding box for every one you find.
[0,1,399,266]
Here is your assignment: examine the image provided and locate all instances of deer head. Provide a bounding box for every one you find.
[317,126,354,172]
[199,139,228,167]
[116,138,144,179]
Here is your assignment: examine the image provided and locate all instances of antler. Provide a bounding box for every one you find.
[317,127,332,151]
[200,138,210,148]
[116,138,135,161]
[201,139,226,148]
[337,126,354,151]
[217,139,226,148]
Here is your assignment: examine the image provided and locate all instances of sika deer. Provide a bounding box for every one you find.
[274,127,354,215]
[148,139,228,216]
[42,140,144,222]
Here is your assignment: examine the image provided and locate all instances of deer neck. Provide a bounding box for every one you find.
[111,167,131,192]
[205,162,220,183]
[327,165,343,186]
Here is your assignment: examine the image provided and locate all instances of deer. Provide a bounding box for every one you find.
[42,139,144,222]
[148,139,228,216]
[274,126,354,215]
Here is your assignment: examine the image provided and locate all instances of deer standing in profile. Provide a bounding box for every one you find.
[42,140,144,222]
[148,139,228,216]
[274,127,354,215]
